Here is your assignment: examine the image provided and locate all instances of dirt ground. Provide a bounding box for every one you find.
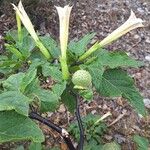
[0,0,150,149]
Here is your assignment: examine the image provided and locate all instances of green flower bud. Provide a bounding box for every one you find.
[72,70,92,89]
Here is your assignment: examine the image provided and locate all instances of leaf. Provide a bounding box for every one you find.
[34,89,59,112]
[52,81,66,98]
[16,146,25,150]
[2,73,25,91]
[84,141,103,150]
[6,28,28,43]
[69,33,96,56]
[61,88,76,113]
[2,69,37,94]
[42,63,62,82]
[95,69,146,116]
[22,76,59,113]
[79,89,93,101]
[102,142,121,150]
[40,35,60,58]
[29,142,42,150]
[87,59,104,87]
[133,135,149,150]
[16,36,35,58]
[0,91,30,116]
[28,59,45,71]
[0,60,16,68]
[93,49,142,68]
[0,111,44,143]
[21,69,37,93]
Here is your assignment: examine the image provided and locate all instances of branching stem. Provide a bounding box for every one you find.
[75,95,84,150]
[29,112,75,150]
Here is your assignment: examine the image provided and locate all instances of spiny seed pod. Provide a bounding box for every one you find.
[72,70,92,89]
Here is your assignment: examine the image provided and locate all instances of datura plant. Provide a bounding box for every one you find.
[0,1,148,150]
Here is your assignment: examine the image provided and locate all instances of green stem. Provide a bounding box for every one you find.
[36,41,51,60]
[16,13,22,42]
[5,44,23,60]
[78,42,100,62]
[60,57,69,80]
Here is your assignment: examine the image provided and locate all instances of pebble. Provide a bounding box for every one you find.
[58,104,66,113]
[143,98,150,108]
[145,55,150,62]
[137,7,145,14]
[114,134,126,144]
[145,38,150,44]
[91,110,96,114]
[134,34,140,40]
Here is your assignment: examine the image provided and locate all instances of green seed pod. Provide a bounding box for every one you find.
[72,70,92,89]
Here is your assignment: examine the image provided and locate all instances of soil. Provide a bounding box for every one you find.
[0,0,150,150]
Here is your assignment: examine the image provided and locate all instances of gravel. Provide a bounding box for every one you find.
[0,0,150,149]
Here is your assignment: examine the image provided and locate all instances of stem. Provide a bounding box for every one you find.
[75,96,84,150]
[60,57,70,80]
[78,42,100,62]
[36,41,51,60]
[29,112,75,150]
[5,44,23,60]
[16,13,22,42]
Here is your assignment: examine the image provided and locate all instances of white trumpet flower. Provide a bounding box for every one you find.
[12,1,51,59]
[79,10,144,61]
[56,5,72,80]
[56,5,72,59]
[99,10,144,47]
[12,1,39,42]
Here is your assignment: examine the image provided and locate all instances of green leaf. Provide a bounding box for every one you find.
[69,33,95,56]
[61,88,76,113]
[22,76,59,113]
[29,142,42,150]
[42,63,62,82]
[16,36,35,58]
[0,60,17,74]
[6,28,28,43]
[84,141,103,150]
[2,73,25,91]
[21,69,37,93]
[0,91,30,116]
[0,60,16,68]
[95,69,146,116]
[79,89,93,101]
[87,59,104,87]
[102,142,121,150]
[0,111,44,143]
[2,69,37,94]
[16,146,25,150]
[40,35,60,58]
[133,135,149,150]
[28,59,45,71]
[34,89,59,112]
[52,81,66,98]
[93,49,142,68]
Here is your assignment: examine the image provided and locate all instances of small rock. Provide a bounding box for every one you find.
[103,104,108,110]
[58,104,66,113]
[114,134,126,144]
[137,8,144,14]
[145,55,150,61]
[91,110,96,114]
[47,112,53,117]
[104,135,113,141]
[143,98,150,108]
[134,34,140,40]
[146,38,150,44]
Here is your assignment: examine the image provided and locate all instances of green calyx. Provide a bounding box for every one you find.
[72,70,92,89]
